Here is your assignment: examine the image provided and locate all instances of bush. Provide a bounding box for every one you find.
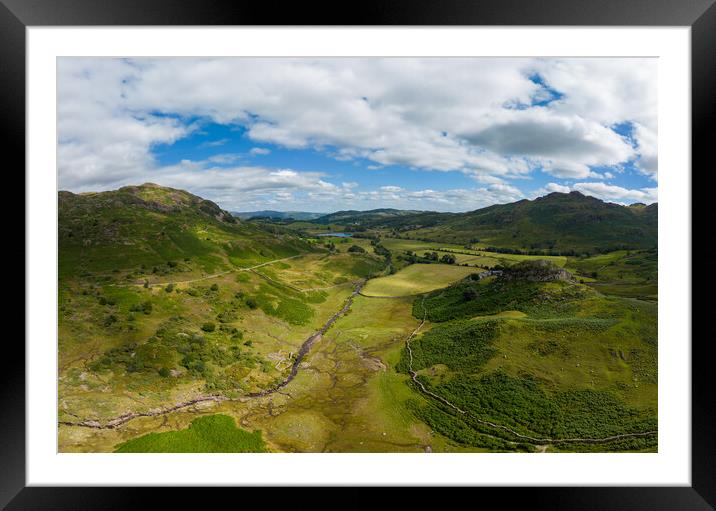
[131,301,153,314]
[210,283,219,291]
[201,322,216,332]
[347,245,366,254]
[245,297,258,309]
[158,367,171,378]
[165,283,175,293]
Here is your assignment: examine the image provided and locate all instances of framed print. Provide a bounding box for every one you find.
[5,0,712,508]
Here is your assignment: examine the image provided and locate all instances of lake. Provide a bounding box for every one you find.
[316,232,353,238]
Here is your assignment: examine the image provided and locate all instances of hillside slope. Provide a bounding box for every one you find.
[59,183,313,276]
[328,192,657,253]
[314,208,426,226]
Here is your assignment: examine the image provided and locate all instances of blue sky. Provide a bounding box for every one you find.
[58,58,658,212]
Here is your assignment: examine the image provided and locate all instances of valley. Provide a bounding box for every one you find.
[58,184,657,453]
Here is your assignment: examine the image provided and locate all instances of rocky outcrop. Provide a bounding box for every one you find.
[500,260,573,282]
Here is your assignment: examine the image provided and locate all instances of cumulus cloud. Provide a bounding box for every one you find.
[632,122,658,179]
[462,108,635,178]
[249,147,271,156]
[531,181,657,204]
[572,182,658,203]
[57,57,657,208]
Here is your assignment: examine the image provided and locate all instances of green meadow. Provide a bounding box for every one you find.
[115,414,267,452]
[361,264,477,297]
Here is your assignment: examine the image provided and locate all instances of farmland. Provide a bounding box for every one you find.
[361,264,477,297]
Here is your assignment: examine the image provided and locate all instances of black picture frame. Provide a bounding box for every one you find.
[4,0,711,508]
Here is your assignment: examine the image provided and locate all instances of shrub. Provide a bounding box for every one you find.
[201,322,216,332]
[210,283,219,291]
[158,367,171,378]
[245,297,258,309]
[165,283,175,293]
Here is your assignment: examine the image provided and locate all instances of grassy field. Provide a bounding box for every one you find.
[361,264,477,297]
[566,249,657,300]
[381,238,568,269]
[114,414,267,452]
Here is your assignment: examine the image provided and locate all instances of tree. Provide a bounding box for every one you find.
[347,244,366,253]
[440,254,456,264]
[201,322,216,332]
[210,283,219,291]
[245,297,258,309]
[158,367,170,378]
[165,283,174,293]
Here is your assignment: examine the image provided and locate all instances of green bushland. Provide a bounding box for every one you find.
[114,414,267,452]
[87,316,265,392]
[399,263,657,451]
[397,320,498,373]
[408,373,656,452]
[250,280,315,325]
[417,372,656,443]
[415,274,589,322]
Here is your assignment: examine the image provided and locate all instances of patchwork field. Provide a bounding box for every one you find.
[361,264,477,297]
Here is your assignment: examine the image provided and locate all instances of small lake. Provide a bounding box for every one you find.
[316,232,353,238]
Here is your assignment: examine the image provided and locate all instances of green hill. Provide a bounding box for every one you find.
[326,192,657,253]
[424,192,657,252]
[58,183,313,277]
[232,210,323,221]
[314,208,426,226]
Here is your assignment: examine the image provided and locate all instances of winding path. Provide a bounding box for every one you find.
[405,297,658,446]
[122,255,302,289]
[59,280,365,430]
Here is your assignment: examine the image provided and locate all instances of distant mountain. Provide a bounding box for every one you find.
[322,192,657,253]
[232,210,324,221]
[314,208,426,225]
[58,183,311,277]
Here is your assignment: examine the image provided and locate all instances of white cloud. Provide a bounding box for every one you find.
[199,138,229,148]
[462,108,636,179]
[57,57,658,208]
[572,182,658,203]
[249,147,271,156]
[543,182,571,194]
[531,181,656,204]
[632,122,658,179]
